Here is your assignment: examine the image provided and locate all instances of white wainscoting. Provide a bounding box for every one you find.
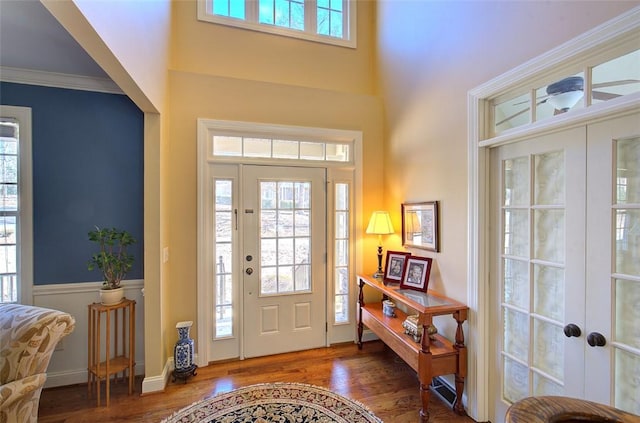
[32,280,145,388]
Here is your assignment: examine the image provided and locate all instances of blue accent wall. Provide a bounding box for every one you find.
[1,82,144,284]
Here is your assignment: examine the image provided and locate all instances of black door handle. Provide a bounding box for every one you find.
[563,323,581,338]
[587,332,606,347]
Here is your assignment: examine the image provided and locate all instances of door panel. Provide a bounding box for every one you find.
[586,113,640,412]
[490,127,587,420]
[242,165,326,358]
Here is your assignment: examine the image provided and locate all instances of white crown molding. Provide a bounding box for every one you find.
[0,66,123,94]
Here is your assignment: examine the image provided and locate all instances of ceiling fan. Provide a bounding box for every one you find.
[496,76,640,126]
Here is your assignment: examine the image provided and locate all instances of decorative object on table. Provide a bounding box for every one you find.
[400,256,433,292]
[366,211,395,278]
[402,201,439,252]
[172,321,197,383]
[402,314,438,343]
[383,250,411,285]
[160,382,383,423]
[87,226,136,305]
[382,300,396,317]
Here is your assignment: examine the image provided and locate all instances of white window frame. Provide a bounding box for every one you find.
[197,0,357,49]
[0,105,33,305]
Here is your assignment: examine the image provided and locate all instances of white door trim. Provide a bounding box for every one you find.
[196,119,364,367]
[467,8,640,422]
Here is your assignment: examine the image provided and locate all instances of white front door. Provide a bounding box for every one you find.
[242,165,327,358]
[489,112,640,422]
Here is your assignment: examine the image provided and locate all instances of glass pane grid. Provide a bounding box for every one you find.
[212,135,350,163]
[334,182,350,324]
[260,180,312,296]
[214,180,234,338]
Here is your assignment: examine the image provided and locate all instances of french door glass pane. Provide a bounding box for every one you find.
[504,209,529,257]
[504,357,529,403]
[503,258,529,309]
[534,151,565,205]
[616,137,640,204]
[533,264,564,321]
[615,348,640,415]
[615,279,640,349]
[533,318,564,380]
[260,180,312,295]
[504,157,529,206]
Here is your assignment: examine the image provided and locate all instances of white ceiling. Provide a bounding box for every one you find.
[0,0,108,78]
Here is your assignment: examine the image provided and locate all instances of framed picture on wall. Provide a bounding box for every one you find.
[400,256,433,292]
[383,251,411,284]
[402,201,439,252]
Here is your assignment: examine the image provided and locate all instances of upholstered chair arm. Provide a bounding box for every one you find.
[0,373,46,423]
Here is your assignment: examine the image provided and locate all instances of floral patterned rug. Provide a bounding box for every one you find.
[160,382,383,423]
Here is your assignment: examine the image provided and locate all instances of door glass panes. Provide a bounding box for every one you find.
[613,137,640,414]
[212,135,350,163]
[214,179,234,338]
[534,151,564,205]
[503,357,529,403]
[533,319,564,380]
[334,182,350,324]
[0,118,18,304]
[533,264,564,321]
[501,149,567,405]
[260,180,311,295]
[213,136,242,157]
[503,258,529,309]
[616,137,640,204]
[244,138,271,158]
[615,348,640,415]
[592,50,640,105]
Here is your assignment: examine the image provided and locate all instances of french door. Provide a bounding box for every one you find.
[242,165,327,358]
[489,112,640,422]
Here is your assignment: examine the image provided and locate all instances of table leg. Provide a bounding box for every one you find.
[357,279,364,349]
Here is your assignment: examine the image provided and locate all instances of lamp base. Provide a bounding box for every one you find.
[372,271,383,279]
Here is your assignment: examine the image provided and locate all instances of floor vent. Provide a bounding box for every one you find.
[430,376,456,407]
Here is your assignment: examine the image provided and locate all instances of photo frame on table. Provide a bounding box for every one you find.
[383,251,411,284]
[402,201,439,252]
[400,256,433,292]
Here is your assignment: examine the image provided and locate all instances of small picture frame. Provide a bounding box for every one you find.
[400,256,433,292]
[383,251,411,284]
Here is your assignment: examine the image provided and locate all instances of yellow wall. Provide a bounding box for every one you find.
[165,1,383,356]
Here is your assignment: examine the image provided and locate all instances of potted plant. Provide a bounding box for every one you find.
[87,226,136,305]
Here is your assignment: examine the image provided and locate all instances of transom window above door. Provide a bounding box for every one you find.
[197,0,356,48]
[490,47,640,137]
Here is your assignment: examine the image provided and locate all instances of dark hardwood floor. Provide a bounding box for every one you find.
[39,341,477,423]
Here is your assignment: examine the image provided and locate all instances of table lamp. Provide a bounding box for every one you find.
[366,211,394,278]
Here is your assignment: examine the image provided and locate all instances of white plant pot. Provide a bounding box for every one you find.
[100,287,125,305]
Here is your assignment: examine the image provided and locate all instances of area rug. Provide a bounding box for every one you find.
[160,382,383,423]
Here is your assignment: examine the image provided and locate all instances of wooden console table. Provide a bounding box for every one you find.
[357,274,468,422]
[87,298,136,406]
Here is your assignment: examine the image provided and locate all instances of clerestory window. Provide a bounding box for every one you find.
[197,0,356,48]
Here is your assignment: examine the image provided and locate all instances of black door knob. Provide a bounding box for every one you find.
[587,332,606,347]
[563,323,581,338]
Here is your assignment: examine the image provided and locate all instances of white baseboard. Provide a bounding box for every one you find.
[44,364,145,389]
